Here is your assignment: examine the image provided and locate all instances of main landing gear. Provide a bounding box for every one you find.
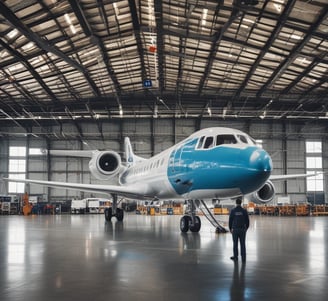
[104,194,124,222]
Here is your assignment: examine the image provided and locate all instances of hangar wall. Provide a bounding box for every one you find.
[0,118,327,203]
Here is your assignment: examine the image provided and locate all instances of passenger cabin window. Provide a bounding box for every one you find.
[216,135,237,145]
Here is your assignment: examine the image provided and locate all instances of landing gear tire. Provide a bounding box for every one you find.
[189,216,201,233]
[180,216,191,233]
[116,208,124,221]
[105,208,112,222]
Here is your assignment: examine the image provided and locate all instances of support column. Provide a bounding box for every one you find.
[46,137,51,202]
[151,118,155,156]
[282,121,287,195]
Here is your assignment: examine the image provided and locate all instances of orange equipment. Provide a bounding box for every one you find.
[22,192,32,216]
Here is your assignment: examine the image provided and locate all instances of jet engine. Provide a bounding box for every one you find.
[248,180,275,204]
[89,151,124,180]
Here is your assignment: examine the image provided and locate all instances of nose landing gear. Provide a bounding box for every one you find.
[180,215,201,233]
[180,199,228,233]
[180,200,201,233]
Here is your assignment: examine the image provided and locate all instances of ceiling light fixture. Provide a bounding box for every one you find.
[153,104,158,118]
[158,97,170,110]
[222,107,227,119]
[113,3,119,16]
[64,13,71,24]
[202,8,208,26]
[70,24,76,34]
[7,29,18,39]
[291,34,302,40]
[238,0,259,6]
[64,13,76,34]
[274,4,282,12]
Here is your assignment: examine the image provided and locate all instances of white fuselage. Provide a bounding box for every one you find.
[118,127,272,200]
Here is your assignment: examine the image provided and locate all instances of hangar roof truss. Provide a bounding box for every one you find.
[0,0,327,134]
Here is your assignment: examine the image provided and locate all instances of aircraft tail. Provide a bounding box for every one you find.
[124,137,146,167]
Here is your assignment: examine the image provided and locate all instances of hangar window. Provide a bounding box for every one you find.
[306,141,323,191]
[10,146,26,156]
[306,141,321,153]
[306,157,322,169]
[8,146,26,194]
[29,148,43,155]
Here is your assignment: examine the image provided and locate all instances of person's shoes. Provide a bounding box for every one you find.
[230,256,238,261]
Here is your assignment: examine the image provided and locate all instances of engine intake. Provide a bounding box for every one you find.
[89,151,122,180]
[98,153,119,172]
[248,180,275,204]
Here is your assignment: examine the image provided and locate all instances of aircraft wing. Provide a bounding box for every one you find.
[269,172,321,181]
[39,150,95,157]
[3,178,150,200]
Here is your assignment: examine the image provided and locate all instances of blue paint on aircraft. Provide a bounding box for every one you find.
[167,139,272,196]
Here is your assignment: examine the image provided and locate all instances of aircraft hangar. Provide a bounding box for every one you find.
[0,0,327,300]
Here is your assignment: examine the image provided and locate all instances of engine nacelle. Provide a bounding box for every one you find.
[89,151,123,180]
[248,180,275,204]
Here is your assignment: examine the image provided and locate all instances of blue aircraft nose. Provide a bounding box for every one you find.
[249,148,273,173]
[238,147,273,194]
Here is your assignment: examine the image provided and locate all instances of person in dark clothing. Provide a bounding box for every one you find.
[229,197,249,262]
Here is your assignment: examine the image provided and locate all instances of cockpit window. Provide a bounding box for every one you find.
[197,136,205,149]
[196,134,238,150]
[237,134,256,145]
[250,138,257,145]
[216,135,237,145]
[238,135,248,144]
[204,136,214,149]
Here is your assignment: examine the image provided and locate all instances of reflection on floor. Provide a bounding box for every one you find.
[0,214,327,301]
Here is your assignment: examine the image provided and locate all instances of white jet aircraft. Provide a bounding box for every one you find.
[5,127,313,232]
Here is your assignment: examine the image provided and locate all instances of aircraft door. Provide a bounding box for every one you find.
[170,145,183,173]
[168,138,197,174]
[167,138,198,195]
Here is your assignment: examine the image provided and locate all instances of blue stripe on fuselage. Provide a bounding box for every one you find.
[167,139,272,197]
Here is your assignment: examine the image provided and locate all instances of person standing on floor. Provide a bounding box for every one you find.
[229,197,249,262]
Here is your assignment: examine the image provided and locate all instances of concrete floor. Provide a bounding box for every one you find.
[0,213,327,301]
